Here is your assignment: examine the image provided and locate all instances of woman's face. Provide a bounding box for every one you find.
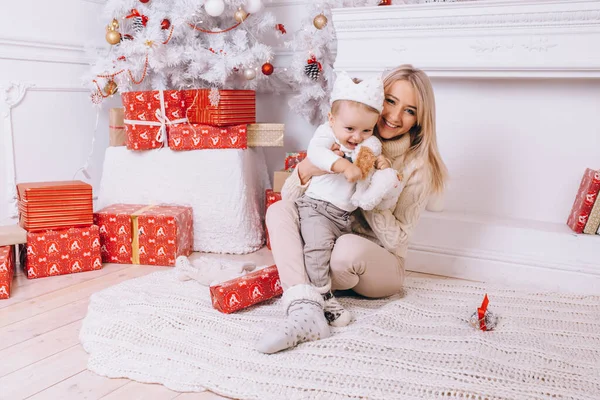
[377,80,418,140]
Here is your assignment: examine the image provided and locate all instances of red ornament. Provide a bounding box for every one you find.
[139,0,150,3]
[275,24,286,35]
[161,19,171,30]
[378,0,392,4]
[261,62,274,76]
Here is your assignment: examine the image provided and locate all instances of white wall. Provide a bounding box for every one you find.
[0,0,110,224]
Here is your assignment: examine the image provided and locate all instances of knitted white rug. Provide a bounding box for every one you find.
[80,270,600,400]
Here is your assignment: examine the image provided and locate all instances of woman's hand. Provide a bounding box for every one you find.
[375,155,392,170]
[297,143,345,185]
[330,143,344,158]
[297,158,328,185]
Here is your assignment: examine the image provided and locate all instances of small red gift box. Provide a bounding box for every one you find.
[21,225,103,279]
[210,265,282,313]
[0,246,15,299]
[284,151,307,172]
[122,90,187,151]
[94,204,193,266]
[181,89,255,126]
[265,189,282,250]
[567,168,600,233]
[168,124,247,150]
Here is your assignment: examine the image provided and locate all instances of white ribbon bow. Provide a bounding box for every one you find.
[124,90,188,146]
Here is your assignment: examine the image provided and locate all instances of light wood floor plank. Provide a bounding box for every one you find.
[0,266,163,351]
[0,321,81,377]
[26,369,129,400]
[0,345,89,399]
[0,265,164,327]
[1,263,132,309]
[101,381,180,400]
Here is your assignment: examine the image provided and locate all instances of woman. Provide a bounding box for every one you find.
[256,65,447,354]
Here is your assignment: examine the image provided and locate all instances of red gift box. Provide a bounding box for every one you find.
[181,89,255,126]
[168,124,247,150]
[122,90,188,151]
[284,151,307,172]
[21,225,102,279]
[94,204,193,266]
[17,181,94,232]
[210,265,282,313]
[0,246,15,299]
[567,169,600,233]
[265,189,282,250]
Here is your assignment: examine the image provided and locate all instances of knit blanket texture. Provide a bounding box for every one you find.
[80,268,600,400]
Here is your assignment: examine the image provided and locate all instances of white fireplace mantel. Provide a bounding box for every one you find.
[333,0,600,79]
[332,0,600,294]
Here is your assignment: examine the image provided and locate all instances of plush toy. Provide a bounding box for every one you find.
[350,136,404,211]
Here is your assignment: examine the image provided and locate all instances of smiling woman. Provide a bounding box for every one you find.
[256,64,448,354]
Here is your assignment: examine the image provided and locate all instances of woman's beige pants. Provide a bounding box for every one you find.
[266,200,405,298]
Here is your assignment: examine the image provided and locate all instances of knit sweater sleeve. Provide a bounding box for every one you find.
[360,165,431,256]
[280,167,310,201]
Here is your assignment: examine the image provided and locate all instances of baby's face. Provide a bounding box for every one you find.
[329,102,379,151]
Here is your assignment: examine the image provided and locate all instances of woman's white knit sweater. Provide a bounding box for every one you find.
[281,133,432,259]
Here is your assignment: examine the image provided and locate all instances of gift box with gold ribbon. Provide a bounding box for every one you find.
[94,204,193,266]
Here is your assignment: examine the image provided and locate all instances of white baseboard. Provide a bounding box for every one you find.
[406,211,600,295]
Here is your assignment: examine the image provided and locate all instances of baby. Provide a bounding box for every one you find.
[296,71,386,327]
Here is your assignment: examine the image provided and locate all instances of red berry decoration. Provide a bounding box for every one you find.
[139,0,150,3]
[161,19,171,30]
[261,62,274,76]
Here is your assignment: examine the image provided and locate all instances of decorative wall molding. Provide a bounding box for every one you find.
[333,0,600,78]
[0,82,32,222]
[406,211,600,295]
[0,38,94,65]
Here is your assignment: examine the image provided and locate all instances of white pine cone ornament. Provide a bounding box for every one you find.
[304,56,322,81]
[126,9,148,34]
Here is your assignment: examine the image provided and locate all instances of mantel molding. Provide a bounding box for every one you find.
[332,0,600,79]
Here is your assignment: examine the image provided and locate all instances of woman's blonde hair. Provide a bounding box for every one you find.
[382,64,447,193]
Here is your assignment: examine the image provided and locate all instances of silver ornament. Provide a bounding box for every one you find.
[243,68,256,80]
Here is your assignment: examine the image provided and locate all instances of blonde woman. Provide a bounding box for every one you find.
[257,65,447,354]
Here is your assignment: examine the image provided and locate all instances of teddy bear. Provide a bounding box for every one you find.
[349,136,404,211]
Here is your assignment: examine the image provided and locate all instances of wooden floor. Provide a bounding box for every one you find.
[0,247,449,400]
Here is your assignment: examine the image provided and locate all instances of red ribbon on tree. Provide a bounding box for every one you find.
[307,55,322,71]
[126,9,149,26]
[275,24,287,34]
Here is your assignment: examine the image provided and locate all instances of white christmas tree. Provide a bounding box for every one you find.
[88,0,287,104]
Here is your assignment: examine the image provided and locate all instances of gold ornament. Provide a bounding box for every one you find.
[105,18,121,45]
[105,29,121,45]
[234,8,248,23]
[313,14,328,30]
[104,80,118,96]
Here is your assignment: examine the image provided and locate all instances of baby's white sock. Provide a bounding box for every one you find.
[323,291,353,327]
[256,284,330,354]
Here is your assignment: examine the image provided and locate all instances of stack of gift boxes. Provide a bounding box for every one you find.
[567,168,600,235]
[16,181,102,281]
[264,151,307,249]
[109,88,285,152]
